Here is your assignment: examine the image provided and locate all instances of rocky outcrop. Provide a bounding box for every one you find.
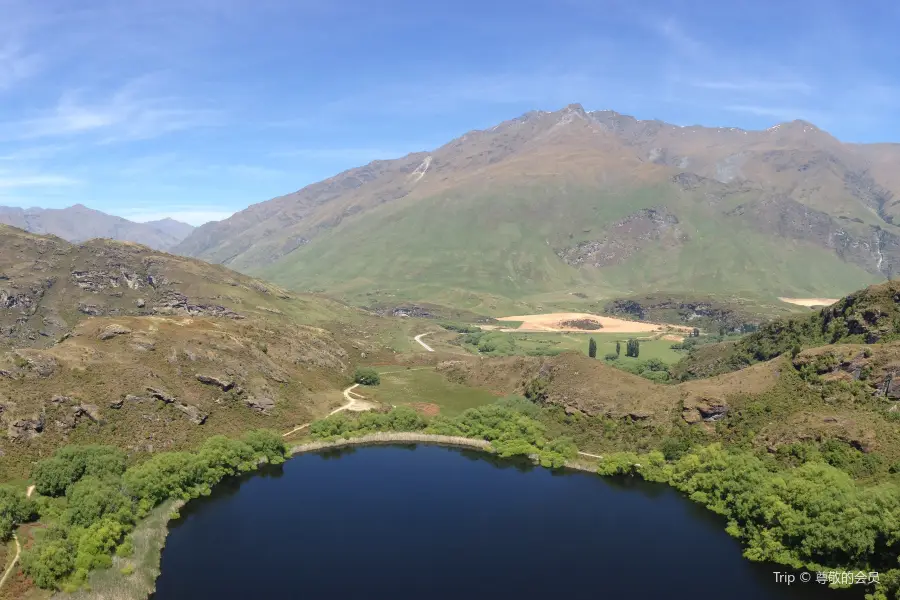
[144,386,206,423]
[557,207,687,268]
[152,291,243,319]
[146,386,177,403]
[683,395,728,424]
[8,413,44,440]
[98,323,132,340]
[129,336,155,352]
[877,372,900,400]
[174,402,207,425]
[78,304,104,316]
[56,404,102,429]
[0,288,43,314]
[244,396,275,414]
[14,351,58,377]
[70,268,149,293]
[726,195,900,278]
[78,403,101,422]
[196,374,235,391]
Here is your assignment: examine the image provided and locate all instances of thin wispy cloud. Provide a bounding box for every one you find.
[0,0,896,221]
[690,79,814,94]
[0,173,80,189]
[1,79,221,142]
[652,17,706,60]
[0,42,41,91]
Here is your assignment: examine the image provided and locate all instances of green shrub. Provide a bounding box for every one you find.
[353,367,381,386]
[22,539,75,589]
[242,429,287,464]
[603,352,619,361]
[32,446,127,497]
[439,322,482,334]
[0,485,34,541]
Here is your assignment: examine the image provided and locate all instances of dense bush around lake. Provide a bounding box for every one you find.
[20,430,286,591]
[308,399,900,599]
[310,401,577,468]
[596,444,900,600]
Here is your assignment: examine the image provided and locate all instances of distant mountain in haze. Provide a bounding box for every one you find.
[172,104,900,308]
[0,204,194,251]
[143,217,196,243]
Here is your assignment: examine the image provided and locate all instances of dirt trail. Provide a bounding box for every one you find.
[283,384,379,438]
[414,332,435,352]
[0,534,20,592]
[497,312,692,333]
[0,485,35,593]
[577,451,603,459]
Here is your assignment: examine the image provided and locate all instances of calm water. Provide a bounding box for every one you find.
[152,445,864,600]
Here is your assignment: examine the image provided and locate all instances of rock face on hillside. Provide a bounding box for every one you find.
[0,227,295,348]
[557,208,687,267]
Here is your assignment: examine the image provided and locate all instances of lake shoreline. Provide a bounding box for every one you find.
[67,436,502,600]
[288,432,493,455]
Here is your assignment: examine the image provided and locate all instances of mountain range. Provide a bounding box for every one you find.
[0,204,194,251]
[167,104,900,313]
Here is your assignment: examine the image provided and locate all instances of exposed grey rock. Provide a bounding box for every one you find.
[151,291,243,319]
[174,402,207,425]
[78,403,101,422]
[109,397,124,409]
[244,396,275,414]
[98,323,132,340]
[50,395,71,404]
[8,414,44,440]
[78,303,103,316]
[195,373,234,391]
[135,298,146,308]
[146,387,176,403]
[699,404,728,421]
[130,338,155,351]
[887,374,900,400]
[14,351,58,377]
[558,207,687,268]
[125,394,147,403]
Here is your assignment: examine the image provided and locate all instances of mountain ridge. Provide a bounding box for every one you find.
[172,104,900,310]
[0,204,195,251]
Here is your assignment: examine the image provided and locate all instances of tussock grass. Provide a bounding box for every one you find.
[54,500,183,600]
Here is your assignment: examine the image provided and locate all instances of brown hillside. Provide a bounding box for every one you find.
[0,226,397,478]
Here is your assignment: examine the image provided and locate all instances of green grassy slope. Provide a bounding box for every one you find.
[258,180,881,314]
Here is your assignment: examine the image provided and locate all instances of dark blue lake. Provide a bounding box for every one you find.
[152,444,864,600]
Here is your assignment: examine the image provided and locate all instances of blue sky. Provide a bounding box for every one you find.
[0,0,898,225]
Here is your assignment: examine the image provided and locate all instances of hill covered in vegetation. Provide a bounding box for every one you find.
[173,105,900,313]
[672,280,900,379]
